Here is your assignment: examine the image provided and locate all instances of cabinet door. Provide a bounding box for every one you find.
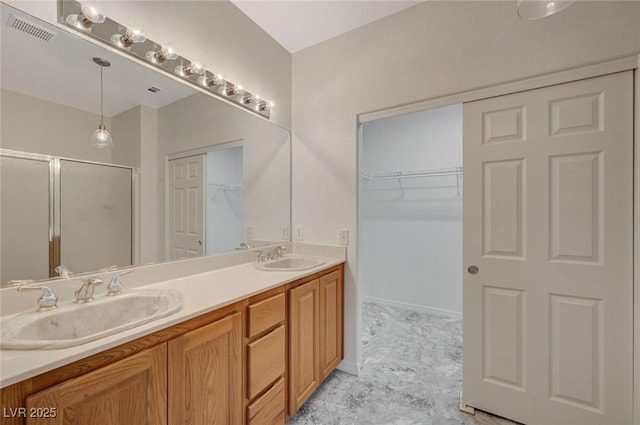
[169,312,242,425]
[26,344,167,425]
[319,270,344,380]
[288,279,320,415]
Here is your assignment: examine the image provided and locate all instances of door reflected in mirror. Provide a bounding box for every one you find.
[0,3,291,286]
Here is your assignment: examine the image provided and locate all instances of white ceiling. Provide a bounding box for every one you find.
[230,0,425,53]
[1,4,195,117]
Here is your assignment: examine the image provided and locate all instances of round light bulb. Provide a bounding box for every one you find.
[127,27,146,43]
[145,44,179,64]
[161,45,178,60]
[213,73,226,86]
[81,4,105,24]
[190,61,205,75]
[66,4,105,30]
[111,25,146,49]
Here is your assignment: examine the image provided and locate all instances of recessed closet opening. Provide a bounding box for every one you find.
[356,103,466,417]
[359,103,463,315]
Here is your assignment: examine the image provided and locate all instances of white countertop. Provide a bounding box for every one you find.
[0,251,344,388]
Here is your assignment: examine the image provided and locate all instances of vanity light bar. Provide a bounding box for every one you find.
[58,0,273,119]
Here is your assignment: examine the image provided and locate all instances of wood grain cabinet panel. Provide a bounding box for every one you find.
[25,344,167,425]
[319,270,344,380]
[248,293,285,339]
[287,279,320,416]
[247,378,285,425]
[169,312,243,425]
[248,325,286,399]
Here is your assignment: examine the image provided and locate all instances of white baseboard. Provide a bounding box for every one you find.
[336,359,360,376]
[362,295,462,319]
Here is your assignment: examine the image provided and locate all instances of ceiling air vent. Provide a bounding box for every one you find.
[7,14,56,42]
[147,87,161,93]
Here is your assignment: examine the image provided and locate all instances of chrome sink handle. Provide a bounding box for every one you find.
[75,277,103,303]
[276,246,287,258]
[17,284,59,312]
[106,270,134,296]
[6,279,34,287]
[55,265,73,279]
[99,265,119,272]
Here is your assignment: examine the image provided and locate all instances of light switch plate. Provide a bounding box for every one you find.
[339,229,349,246]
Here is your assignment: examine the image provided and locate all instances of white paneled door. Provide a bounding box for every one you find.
[462,72,633,425]
[168,154,205,260]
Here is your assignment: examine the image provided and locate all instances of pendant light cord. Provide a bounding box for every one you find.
[100,64,104,127]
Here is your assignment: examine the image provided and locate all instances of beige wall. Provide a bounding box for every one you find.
[1,89,111,163]
[111,105,141,168]
[139,105,160,265]
[291,1,640,371]
[5,0,292,130]
[157,93,290,259]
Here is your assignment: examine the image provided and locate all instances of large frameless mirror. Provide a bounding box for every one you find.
[0,3,291,286]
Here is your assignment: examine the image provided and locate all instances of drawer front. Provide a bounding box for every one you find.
[248,293,285,338]
[247,378,285,425]
[248,325,286,399]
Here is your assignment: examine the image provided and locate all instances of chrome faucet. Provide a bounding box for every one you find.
[257,250,268,262]
[55,265,73,279]
[75,277,103,303]
[17,284,59,312]
[239,242,252,250]
[275,246,287,258]
[106,270,134,296]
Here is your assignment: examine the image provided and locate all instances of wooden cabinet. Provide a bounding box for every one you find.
[1,264,344,425]
[25,344,167,425]
[247,378,285,425]
[247,293,285,339]
[287,267,344,416]
[288,279,320,415]
[169,312,243,425]
[245,289,286,425]
[319,270,343,380]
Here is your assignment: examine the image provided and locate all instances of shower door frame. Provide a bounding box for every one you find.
[0,148,139,278]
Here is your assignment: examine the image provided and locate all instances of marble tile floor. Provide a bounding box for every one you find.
[287,302,519,425]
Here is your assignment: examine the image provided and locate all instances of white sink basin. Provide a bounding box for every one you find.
[255,256,325,271]
[1,289,182,350]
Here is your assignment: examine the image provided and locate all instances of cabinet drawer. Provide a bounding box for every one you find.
[247,378,285,425]
[248,325,285,399]
[248,293,285,338]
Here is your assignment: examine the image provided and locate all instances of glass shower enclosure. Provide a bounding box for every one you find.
[0,150,134,285]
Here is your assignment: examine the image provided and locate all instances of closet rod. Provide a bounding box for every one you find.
[208,183,243,190]
[361,166,462,181]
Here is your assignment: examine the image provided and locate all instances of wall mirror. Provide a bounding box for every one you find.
[0,3,291,286]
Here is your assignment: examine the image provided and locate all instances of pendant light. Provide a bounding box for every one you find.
[517,0,575,20]
[91,57,113,149]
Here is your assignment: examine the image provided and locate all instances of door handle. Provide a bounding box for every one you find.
[198,240,202,246]
[467,265,479,275]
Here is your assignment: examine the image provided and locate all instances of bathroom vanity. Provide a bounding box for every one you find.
[0,248,345,425]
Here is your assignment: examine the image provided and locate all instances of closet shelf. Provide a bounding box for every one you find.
[208,183,243,190]
[360,166,462,181]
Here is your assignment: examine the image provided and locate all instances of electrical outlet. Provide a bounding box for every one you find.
[294,227,304,241]
[281,226,290,241]
[339,229,349,246]
[246,226,253,239]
